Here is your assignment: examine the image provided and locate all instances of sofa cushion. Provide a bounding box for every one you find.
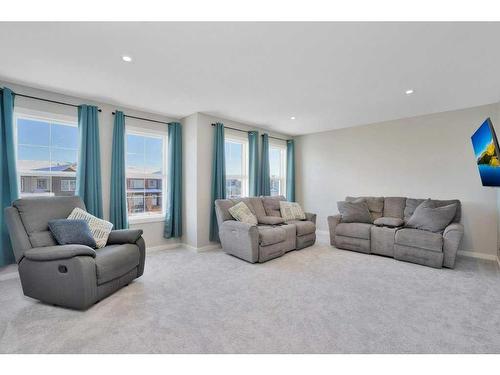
[383,197,406,219]
[335,222,372,240]
[287,220,316,236]
[406,200,457,233]
[279,201,306,221]
[404,198,426,222]
[395,228,443,252]
[263,195,286,217]
[373,217,404,228]
[228,202,258,225]
[247,197,267,218]
[48,219,97,248]
[258,216,285,225]
[95,244,140,285]
[338,200,372,223]
[68,208,113,248]
[346,196,384,220]
[258,226,287,246]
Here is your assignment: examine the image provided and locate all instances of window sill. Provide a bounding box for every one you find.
[129,216,166,225]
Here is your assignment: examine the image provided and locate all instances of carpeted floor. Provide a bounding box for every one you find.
[0,244,499,353]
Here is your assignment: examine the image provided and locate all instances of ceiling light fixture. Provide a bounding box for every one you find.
[405,89,414,95]
[122,55,132,62]
[290,116,296,120]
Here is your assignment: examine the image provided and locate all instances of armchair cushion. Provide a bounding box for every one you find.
[106,229,144,245]
[23,244,96,261]
[395,228,443,252]
[258,227,287,246]
[95,244,140,285]
[48,219,96,248]
[405,199,457,233]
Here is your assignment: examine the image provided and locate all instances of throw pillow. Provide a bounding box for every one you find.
[257,216,286,225]
[67,207,113,248]
[279,201,306,221]
[48,219,97,248]
[337,200,372,223]
[228,202,258,226]
[405,199,457,233]
[373,217,404,228]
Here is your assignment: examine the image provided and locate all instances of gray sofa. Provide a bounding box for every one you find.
[215,195,316,263]
[5,196,146,310]
[327,196,464,269]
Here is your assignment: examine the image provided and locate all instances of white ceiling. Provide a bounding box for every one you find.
[0,22,499,135]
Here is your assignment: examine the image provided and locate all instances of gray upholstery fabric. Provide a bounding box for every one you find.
[395,228,443,252]
[346,196,384,220]
[97,267,138,301]
[257,216,285,225]
[13,196,86,248]
[4,206,32,262]
[382,197,406,218]
[24,245,96,261]
[305,212,317,224]
[219,220,260,263]
[335,222,372,240]
[403,198,426,222]
[327,215,342,246]
[232,198,257,215]
[286,220,316,236]
[370,226,396,257]
[406,200,458,233]
[442,223,464,268]
[337,200,372,223]
[262,195,286,217]
[247,197,267,218]
[394,244,444,269]
[107,229,144,245]
[95,244,140,285]
[296,232,316,250]
[373,217,404,228]
[258,226,287,246]
[335,235,371,253]
[48,219,96,248]
[430,199,461,223]
[215,199,236,228]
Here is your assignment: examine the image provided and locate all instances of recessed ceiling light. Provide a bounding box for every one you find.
[122,55,132,62]
[405,89,414,95]
[290,116,296,120]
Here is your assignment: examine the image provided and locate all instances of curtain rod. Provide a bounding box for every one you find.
[211,123,289,141]
[0,88,102,112]
[112,112,170,125]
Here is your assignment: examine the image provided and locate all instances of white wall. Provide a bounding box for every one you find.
[296,103,500,256]
[1,80,181,248]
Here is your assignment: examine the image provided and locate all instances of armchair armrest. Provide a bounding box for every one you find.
[219,220,259,263]
[24,244,96,261]
[305,212,317,224]
[442,223,464,269]
[327,214,342,246]
[107,229,144,245]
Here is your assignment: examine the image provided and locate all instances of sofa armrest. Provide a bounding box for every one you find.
[107,229,144,245]
[305,212,317,224]
[24,245,96,261]
[327,214,342,246]
[219,220,259,263]
[442,223,464,269]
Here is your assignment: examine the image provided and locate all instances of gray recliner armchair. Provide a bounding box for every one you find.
[5,196,146,310]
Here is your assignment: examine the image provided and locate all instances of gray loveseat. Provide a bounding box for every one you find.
[327,196,464,268]
[215,195,316,263]
[5,196,146,309]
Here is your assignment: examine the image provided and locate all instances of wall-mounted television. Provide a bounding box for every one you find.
[471,118,500,186]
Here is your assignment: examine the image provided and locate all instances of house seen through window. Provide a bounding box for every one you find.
[225,134,248,199]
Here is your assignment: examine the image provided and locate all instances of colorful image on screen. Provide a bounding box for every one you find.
[471,118,500,187]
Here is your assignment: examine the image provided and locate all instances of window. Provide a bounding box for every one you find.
[126,128,167,220]
[269,141,287,196]
[16,114,78,197]
[225,133,248,199]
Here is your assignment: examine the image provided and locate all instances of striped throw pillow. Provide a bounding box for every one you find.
[279,201,306,221]
[68,208,113,248]
[228,202,258,226]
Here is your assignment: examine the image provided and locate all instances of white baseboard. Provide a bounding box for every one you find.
[457,250,498,261]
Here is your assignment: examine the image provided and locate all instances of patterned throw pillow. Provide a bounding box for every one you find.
[67,207,113,248]
[279,201,306,221]
[228,202,258,225]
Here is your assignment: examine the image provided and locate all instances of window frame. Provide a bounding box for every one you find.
[269,139,287,197]
[224,130,249,199]
[125,125,168,224]
[14,109,78,198]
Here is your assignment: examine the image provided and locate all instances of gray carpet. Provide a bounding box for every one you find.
[0,244,499,353]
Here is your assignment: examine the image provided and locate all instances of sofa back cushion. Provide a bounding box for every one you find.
[383,197,406,219]
[405,199,458,233]
[404,198,461,223]
[263,195,286,217]
[338,200,373,223]
[13,196,86,248]
[346,196,384,220]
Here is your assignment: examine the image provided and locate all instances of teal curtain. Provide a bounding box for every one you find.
[0,88,19,267]
[248,131,259,196]
[164,122,182,238]
[209,123,226,242]
[260,133,271,196]
[286,139,295,202]
[109,111,128,229]
[76,105,103,218]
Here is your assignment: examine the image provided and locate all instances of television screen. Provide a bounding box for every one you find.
[471,118,500,186]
